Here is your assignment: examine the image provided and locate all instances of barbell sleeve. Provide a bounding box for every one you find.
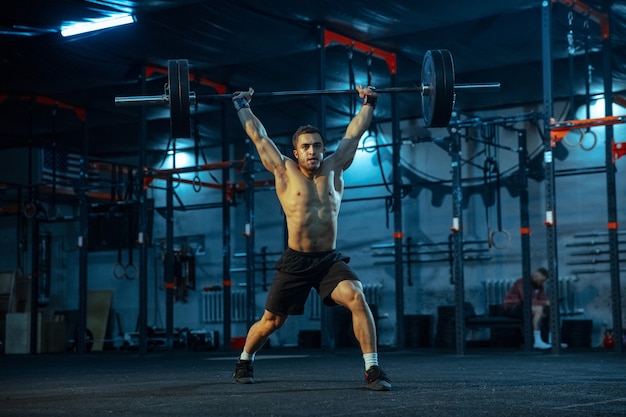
[115,94,168,106]
[115,91,197,106]
[452,82,501,92]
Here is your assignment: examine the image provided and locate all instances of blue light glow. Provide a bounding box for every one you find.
[61,14,135,37]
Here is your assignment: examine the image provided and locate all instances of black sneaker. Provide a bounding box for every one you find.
[233,359,254,384]
[365,365,391,391]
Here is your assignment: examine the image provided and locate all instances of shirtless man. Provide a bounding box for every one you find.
[231,86,391,391]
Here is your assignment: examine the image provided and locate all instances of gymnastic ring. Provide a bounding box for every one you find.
[192,174,202,192]
[489,229,511,249]
[47,204,61,221]
[172,172,181,189]
[562,129,583,147]
[580,130,597,151]
[361,134,377,153]
[23,202,37,218]
[113,263,126,280]
[124,263,137,280]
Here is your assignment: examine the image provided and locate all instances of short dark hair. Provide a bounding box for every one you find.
[292,125,325,149]
[536,267,549,279]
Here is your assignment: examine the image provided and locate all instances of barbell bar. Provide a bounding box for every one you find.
[198,83,500,98]
[114,84,497,103]
[115,50,501,138]
[113,84,497,103]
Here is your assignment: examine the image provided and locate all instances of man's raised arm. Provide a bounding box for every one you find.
[332,85,378,169]
[233,88,286,174]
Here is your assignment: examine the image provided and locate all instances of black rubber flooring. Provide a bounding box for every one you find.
[1,347,625,416]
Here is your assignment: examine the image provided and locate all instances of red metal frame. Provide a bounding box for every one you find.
[0,94,86,121]
[614,95,626,108]
[554,0,610,40]
[324,29,397,75]
[613,140,626,163]
[146,64,227,95]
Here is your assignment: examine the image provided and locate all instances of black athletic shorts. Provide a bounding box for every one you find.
[264,248,359,316]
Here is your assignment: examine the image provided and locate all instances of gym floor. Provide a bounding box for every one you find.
[1,347,625,417]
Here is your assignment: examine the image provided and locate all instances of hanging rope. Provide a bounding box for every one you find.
[192,102,202,193]
[347,44,357,118]
[581,15,597,151]
[567,9,577,121]
[125,202,137,279]
[564,8,583,147]
[482,127,510,249]
[584,15,592,121]
[49,106,59,220]
[366,51,373,87]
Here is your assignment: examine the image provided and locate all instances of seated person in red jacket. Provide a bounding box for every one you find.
[503,267,554,349]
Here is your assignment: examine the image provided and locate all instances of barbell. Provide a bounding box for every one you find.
[115,50,500,138]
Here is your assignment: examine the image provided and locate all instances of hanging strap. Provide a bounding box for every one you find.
[482,157,494,234]
[125,203,137,279]
[113,208,125,279]
[584,15,592,122]
[348,45,356,117]
[483,157,511,249]
[192,105,202,192]
[567,8,576,120]
[493,160,503,232]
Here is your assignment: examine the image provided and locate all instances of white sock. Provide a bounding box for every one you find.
[533,330,542,343]
[363,353,378,370]
[240,350,255,362]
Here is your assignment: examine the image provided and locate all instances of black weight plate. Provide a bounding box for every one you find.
[421,50,455,127]
[169,59,191,138]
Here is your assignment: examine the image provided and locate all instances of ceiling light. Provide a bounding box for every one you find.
[61,14,135,38]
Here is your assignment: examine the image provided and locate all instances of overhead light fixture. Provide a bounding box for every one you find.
[61,14,135,37]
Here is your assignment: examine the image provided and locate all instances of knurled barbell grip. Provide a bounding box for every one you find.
[194,82,499,100]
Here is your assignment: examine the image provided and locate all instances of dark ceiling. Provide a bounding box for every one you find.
[1,0,625,164]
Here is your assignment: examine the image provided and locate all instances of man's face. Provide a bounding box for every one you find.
[532,271,548,287]
[293,133,325,172]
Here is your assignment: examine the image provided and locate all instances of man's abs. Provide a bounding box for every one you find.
[286,215,337,252]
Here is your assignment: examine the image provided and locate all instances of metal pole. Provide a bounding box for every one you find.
[450,128,465,356]
[542,0,562,354]
[138,68,149,355]
[29,191,39,354]
[221,100,232,352]
[77,118,89,355]
[165,173,174,350]
[244,140,256,329]
[602,0,623,353]
[518,130,533,352]
[391,72,405,349]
